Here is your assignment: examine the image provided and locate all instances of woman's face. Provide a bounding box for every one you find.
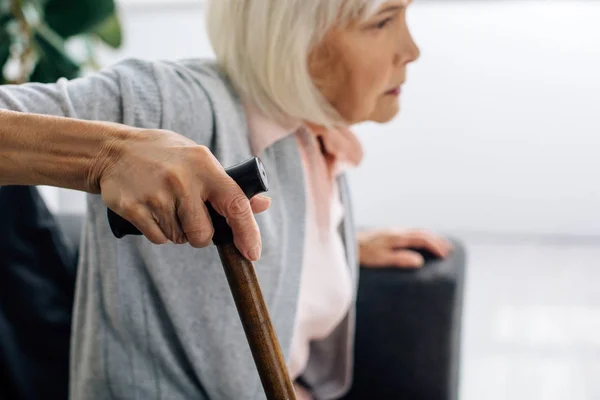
[309,0,420,125]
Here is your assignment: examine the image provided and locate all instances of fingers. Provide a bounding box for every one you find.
[176,194,269,250]
[388,229,452,258]
[122,205,170,245]
[137,194,268,250]
[146,173,270,251]
[207,173,263,261]
[146,193,188,245]
[169,192,270,249]
[103,188,171,245]
[102,134,268,252]
[384,250,425,268]
[250,195,272,214]
[177,195,215,248]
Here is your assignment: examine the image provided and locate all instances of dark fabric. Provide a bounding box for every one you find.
[55,213,84,251]
[341,240,466,400]
[0,186,78,400]
[0,199,467,400]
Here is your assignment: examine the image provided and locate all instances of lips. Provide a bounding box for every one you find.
[385,86,401,96]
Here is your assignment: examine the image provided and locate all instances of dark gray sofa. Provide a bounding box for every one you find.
[57,213,466,400]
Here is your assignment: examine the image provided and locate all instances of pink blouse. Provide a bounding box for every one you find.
[244,105,363,399]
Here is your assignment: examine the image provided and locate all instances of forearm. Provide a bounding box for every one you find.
[0,109,127,193]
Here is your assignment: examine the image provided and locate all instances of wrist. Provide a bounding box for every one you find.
[86,124,135,194]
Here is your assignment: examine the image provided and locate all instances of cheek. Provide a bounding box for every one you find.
[339,54,392,122]
[309,33,394,123]
[316,58,387,123]
[309,44,346,105]
[349,58,389,100]
[309,40,357,120]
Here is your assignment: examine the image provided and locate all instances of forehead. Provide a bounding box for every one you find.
[362,0,410,17]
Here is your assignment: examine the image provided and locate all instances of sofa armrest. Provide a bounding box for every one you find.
[342,239,467,400]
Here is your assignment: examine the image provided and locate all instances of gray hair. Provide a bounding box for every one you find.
[206,0,387,128]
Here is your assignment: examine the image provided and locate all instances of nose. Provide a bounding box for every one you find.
[406,32,420,64]
[394,24,420,66]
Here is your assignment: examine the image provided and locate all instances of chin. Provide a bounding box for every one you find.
[370,104,400,123]
[342,100,400,124]
[369,98,400,124]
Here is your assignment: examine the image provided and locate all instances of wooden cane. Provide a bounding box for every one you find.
[107,157,296,400]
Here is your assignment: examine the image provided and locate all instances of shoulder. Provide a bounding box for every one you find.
[116,58,240,106]
[155,58,245,121]
[106,57,234,103]
[106,58,224,84]
[107,58,245,145]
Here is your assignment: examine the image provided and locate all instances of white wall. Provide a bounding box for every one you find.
[351,0,600,237]
[53,0,600,237]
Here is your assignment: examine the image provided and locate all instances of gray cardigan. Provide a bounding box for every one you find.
[0,59,359,400]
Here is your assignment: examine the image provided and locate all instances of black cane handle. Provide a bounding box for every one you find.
[107,157,269,245]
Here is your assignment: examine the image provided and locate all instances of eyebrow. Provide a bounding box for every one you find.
[375,5,406,16]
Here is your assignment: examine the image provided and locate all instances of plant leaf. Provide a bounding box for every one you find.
[30,28,79,83]
[92,12,122,49]
[0,44,9,84]
[0,22,10,84]
[43,0,116,39]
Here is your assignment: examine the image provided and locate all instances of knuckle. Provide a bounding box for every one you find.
[195,145,213,158]
[191,145,217,168]
[412,228,431,238]
[188,227,214,248]
[145,193,169,211]
[119,200,140,218]
[162,166,186,193]
[386,228,398,236]
[224,194,251,218]
[192,225,215,242]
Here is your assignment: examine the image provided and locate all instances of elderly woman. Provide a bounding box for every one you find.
[0,0,453,398]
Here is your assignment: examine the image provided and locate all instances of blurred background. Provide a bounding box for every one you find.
[12,0,600,398]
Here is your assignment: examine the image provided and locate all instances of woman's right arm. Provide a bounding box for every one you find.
[0,109,127,192]
[0,61,266,260]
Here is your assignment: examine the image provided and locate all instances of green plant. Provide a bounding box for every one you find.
[0,0,122,84]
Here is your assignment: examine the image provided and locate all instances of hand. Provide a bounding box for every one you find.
[358,228,453,268]
[92,127,270,261]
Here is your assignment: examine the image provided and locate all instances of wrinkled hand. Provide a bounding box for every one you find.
[358,228,453,268]
[92,127,270,261]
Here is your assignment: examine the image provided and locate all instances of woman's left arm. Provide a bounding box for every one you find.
[358,228,453,268]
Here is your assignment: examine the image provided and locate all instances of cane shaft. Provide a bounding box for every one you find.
[217,243,296,400]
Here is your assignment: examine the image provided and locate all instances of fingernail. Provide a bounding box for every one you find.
[257,195,272,205]
[248,244,262,261]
